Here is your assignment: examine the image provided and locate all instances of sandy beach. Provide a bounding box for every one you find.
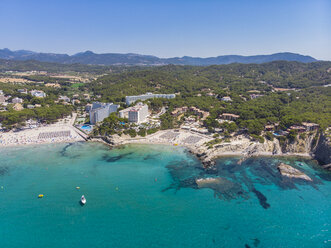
[112,129,214,150]
[0,114,86,147]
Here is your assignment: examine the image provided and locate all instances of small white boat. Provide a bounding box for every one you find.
[80,195,86,205]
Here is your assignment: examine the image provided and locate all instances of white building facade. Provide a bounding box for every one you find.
[119,108,130,119]
[12,97,23,103]
[125,92,175,105]
[89,102,120,124]
[30,90,46,98]
[0,91,5,103]
[128,103,149,123]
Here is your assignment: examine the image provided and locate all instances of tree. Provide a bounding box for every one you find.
[124,129,137,137]
[138,128,146,137]
[241,120,264,135]
[265,131,274,141]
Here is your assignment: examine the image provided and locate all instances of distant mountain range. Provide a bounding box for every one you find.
[0,48,317,66]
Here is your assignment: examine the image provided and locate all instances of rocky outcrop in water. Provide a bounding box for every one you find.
[277,163,312,181]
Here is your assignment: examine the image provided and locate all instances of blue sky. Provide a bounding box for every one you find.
[0,0,330,60]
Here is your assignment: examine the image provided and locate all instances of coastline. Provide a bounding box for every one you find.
[89,129,315,167]
[0,126,316,166]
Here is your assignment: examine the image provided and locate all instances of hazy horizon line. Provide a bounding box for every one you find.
[1,47,322,60]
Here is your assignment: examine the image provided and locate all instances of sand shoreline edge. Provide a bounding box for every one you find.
[88,131,314,168]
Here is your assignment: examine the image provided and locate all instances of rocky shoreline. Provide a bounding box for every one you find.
[88,129,331,171]
[313,131,331,170]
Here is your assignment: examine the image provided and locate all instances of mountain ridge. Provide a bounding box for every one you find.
[0,48,317,66]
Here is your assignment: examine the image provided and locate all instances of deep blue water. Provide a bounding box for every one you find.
[0,142,330,248]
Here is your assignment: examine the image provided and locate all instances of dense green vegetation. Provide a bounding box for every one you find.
[0,79,92,108]
[0,105,73,129]
[0,82,82,129]
[229,87,331,130]
[89,61,331,102]
[0,59,142,74]
[71,83,85,88]
[0,82,78,106]
[1,60,330,137]
[92,113,128,136]
[88,61,331,135]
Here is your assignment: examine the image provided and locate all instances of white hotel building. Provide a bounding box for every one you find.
[89,102,120,124]
[128,103,149,123]
[119,103,149,123]
[125,92,175,105]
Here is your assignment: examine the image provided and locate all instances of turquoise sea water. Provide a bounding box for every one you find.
[0,142,330,248]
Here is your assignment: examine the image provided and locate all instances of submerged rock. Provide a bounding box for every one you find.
[321,163,331,171]
[0,166,9,176]
[252,188,270,209]
[196,177,220,187]
[277,163,312,181]
[195,177,247,200]
[201,157,216,167]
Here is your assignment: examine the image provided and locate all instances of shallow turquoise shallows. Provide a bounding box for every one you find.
[0,142,330,248]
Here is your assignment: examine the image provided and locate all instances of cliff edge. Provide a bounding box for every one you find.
[313,130,331,170]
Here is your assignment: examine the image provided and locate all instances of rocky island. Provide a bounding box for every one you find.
[277,162,312,181]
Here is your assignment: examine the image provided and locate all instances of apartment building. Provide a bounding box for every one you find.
[89,102,120,124]
[125,92,175,105]
[128,103,149,123]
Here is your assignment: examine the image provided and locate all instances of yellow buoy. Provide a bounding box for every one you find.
[174,143,178,146]
[76,187,80,189]
[38,194,44,198]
